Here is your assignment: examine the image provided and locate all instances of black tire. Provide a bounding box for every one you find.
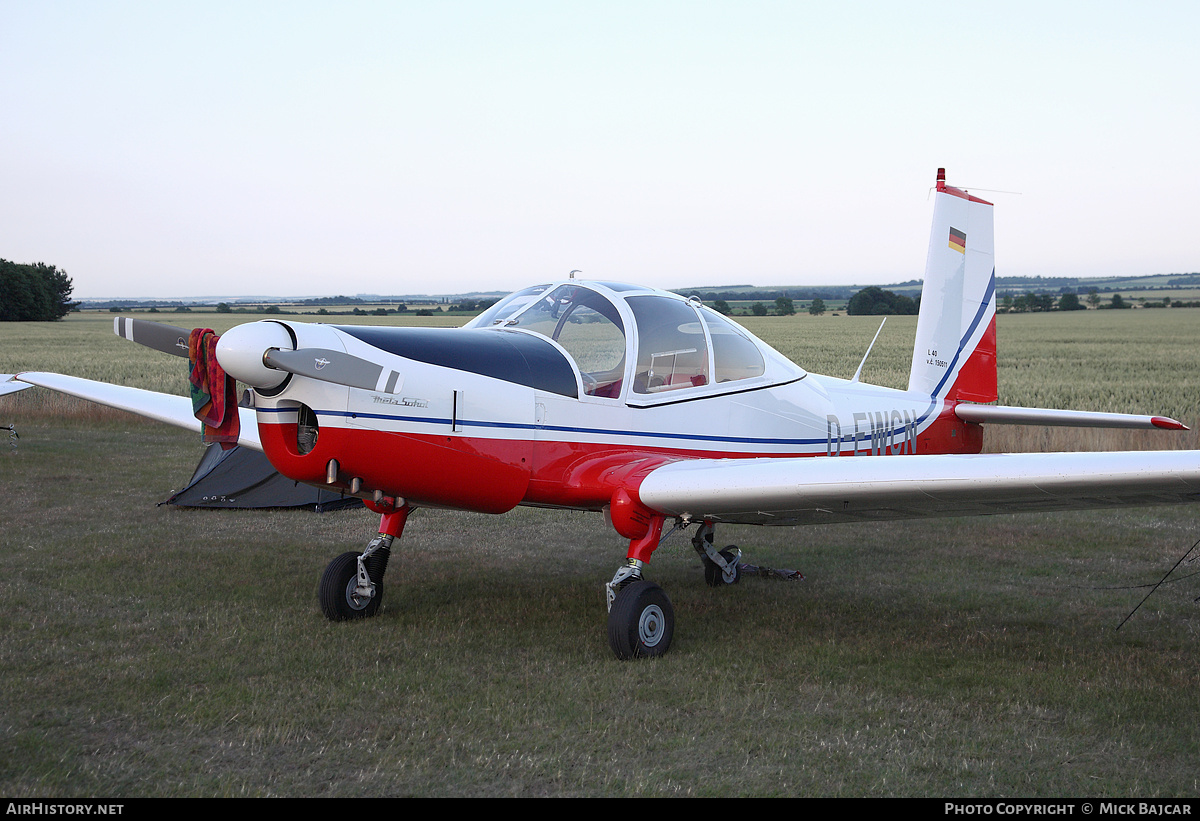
[607,581,674,660]
[318,551,382,620]
[703,547,741,587]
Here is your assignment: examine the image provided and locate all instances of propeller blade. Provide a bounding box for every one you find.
[110,318,241,447]
[263,348,403,394]
[113,317,192,358]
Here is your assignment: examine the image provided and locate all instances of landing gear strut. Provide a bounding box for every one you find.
[604,516,730,660]
[603,517,785,660]
[318,505,410,621]
[605,514,676,660]
[691,520,742,587]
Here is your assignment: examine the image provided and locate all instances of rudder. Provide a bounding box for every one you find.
[907,168,997,403]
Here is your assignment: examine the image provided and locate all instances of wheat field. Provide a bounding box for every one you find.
[3,307,1200,796]
[5,307,1197,449]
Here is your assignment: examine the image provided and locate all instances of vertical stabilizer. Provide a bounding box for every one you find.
[907,169,997,402]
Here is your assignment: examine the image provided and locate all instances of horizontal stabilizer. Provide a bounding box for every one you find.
[955,403,1188,430]
[12,372,262,451]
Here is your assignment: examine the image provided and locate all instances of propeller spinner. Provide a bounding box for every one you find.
[213,321,295,389]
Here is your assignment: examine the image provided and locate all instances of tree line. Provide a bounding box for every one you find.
[845,287,920,316]
[0,259,78,321]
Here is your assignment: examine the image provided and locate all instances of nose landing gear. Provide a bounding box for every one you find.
[317,505,410,621]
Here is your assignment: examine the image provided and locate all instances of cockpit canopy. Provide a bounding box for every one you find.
[464,281,803,404]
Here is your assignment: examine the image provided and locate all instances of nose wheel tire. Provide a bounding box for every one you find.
[318,551,382,620]
[607,581,674,660]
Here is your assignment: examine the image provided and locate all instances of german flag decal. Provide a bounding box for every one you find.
[948,227,966,254]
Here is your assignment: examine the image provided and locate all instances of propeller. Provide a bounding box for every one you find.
[113,316,244,446]
[210,321,403,393]
[113,317,192,357]
[113,316,404,394]
[263,348,403,394]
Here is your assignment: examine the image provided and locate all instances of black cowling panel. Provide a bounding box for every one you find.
[333,326,578,398]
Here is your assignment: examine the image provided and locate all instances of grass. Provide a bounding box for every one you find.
[3,422,1199,796]
[2,308,1200,796]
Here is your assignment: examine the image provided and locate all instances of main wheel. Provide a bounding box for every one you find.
[318,551,382,620]
[607,580,674,660]
[703,547,742,587]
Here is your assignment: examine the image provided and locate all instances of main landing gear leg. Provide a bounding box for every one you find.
[318,505,412,621]
[692,520,805,583]
[691,520,742,587]
[606,514,675,660]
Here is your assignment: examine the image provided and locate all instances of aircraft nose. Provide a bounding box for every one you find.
[216,321,294,389]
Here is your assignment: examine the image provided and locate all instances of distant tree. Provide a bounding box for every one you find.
[1086,287,1101,308]
[0,259,79,321]
[1057,292,1085,311]
[713,299,732,315]
[846,286,917,316]
[750,302,768,316]
[216,302,232,313]
[808,297,826,316]
[774,296,795,316]
[1110,293,1129,309]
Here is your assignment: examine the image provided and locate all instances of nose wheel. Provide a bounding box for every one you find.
[318,550,384,620]
[318,505,409,622]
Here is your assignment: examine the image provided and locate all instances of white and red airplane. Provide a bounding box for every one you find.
[12,170,1200,659]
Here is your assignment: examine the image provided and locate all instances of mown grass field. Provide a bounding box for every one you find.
[2,308,1199,796]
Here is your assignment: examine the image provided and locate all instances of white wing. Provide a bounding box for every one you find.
[636,451,1200,526]
[13,372,262,451]
[1,374,36,396]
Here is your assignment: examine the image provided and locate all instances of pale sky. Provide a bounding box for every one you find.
[2,1,1197,298]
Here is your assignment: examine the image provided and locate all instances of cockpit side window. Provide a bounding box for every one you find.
[627,296,710,394]
[506,285,627,398]
[702,309,766,383]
